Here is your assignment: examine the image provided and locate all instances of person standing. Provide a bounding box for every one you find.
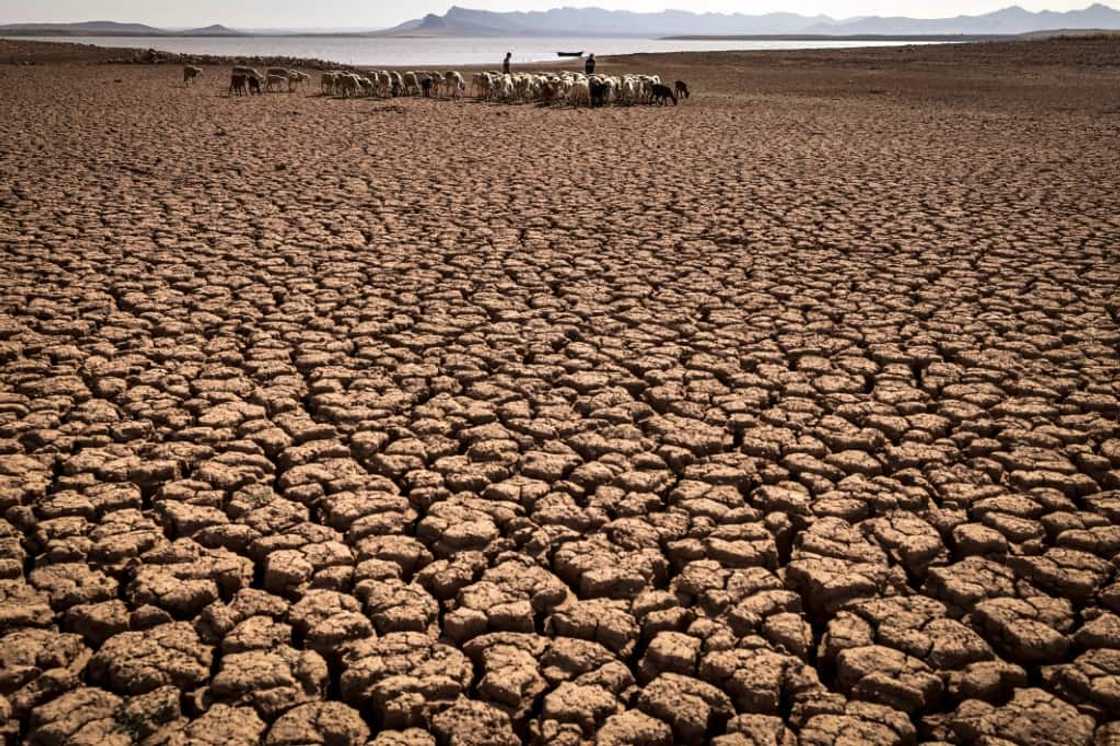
[503,52,511,74]
[585,53,596,76]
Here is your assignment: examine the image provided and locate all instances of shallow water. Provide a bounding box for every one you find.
[3,34,937,66]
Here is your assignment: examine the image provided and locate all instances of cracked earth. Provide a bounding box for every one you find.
[0,36,1118,745]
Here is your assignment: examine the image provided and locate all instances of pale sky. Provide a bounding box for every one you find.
[0,0,1105,29]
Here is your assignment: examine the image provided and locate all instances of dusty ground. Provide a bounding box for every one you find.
[0,36,1119,745]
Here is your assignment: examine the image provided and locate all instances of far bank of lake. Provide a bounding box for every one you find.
[0,34,948,67]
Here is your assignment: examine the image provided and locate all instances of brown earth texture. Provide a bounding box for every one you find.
[1,35,1120,745]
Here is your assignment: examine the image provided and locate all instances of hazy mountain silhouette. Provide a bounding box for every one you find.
[182,24,241,36]
[377,6,837,36]
[810,3,1120,34]
[0,20,244,36]
[376,3,1120,37]
[0,20,166,34]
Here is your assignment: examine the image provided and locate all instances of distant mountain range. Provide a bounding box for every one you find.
[811,3,1120,34]
[382,7,833,36]
[0,20,243,36]
[380,3,1120,37]
[3,4,1120,38]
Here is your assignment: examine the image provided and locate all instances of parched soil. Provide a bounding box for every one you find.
[0,37,1119,745]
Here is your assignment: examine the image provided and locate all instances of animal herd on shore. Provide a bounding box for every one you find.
[182,64,691,107]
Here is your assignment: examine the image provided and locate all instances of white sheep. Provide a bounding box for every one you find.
[336,73,360,98]
[402,72,420,96]
[444,71,465,99]
[287,70,311,91]
[496,74,515,102]
[568,78,590,106]
[471,72,489,99]
[512,74,531,102]
[266,73,288,93]
[621,77,639,105]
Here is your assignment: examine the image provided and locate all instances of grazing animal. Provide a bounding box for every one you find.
[540,78,561,103]
[621,77,639,105]
[650,83,677,106]
[231,66,265,95]
[445,71,465,99]
[288,70,310,91]
[337,73,360,98]
[402,72,420,96]
[513,73,533,102]
[229,73,247,96]
[375,71,392,97]
[497,74,515,102]
[183,65,202,86]
[589,78,610,108]
[266,73,288,93]
[301,65,674,108]
[334,74,351,98]
[568,78,590,106]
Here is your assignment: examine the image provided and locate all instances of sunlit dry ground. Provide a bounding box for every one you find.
[0,37,1119,746]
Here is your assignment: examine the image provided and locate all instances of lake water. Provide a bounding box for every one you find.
[4,35,936,67]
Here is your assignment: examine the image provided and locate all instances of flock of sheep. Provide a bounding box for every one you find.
[320,69,686,106]
[226,66,312,95]
[184,65,311,94]
[473,71,687,106]
[320,69,466,99]
[184,64,689,107]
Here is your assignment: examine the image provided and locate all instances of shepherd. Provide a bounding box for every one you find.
[503,52,512,75]
[585,53,596,76]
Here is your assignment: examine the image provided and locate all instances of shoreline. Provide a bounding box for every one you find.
[0,30,1015,40]
[0,34,966,71]
[660,33,1008,41]
[6,34,1119,75]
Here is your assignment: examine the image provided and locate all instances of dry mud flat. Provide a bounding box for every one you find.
[0,37,1119,745]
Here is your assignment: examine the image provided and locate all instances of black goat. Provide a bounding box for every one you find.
[589,79,610,108]
[651,83,677,106]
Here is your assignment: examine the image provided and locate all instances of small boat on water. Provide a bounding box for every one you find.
[556,51,584,58]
